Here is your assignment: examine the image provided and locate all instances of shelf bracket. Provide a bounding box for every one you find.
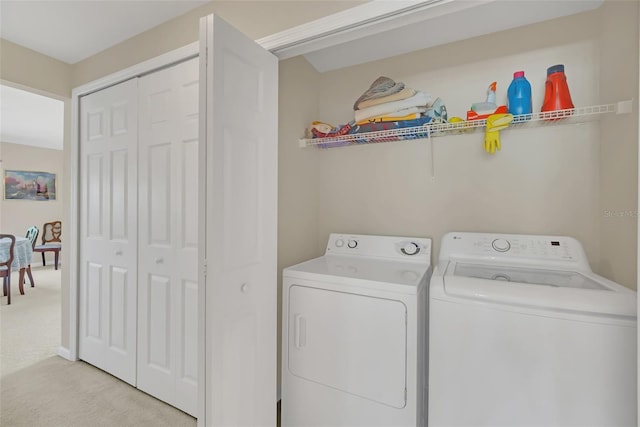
[616,100,633,115]
[429,125,435,181]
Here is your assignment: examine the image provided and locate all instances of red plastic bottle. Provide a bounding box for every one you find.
[541,64,574,113]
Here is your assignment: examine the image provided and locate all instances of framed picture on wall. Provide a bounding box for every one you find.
[3,170,56,201]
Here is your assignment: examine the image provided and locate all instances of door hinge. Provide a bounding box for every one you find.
[203,258,207,278]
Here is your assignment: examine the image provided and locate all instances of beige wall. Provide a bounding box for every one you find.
[0,142,64,259]
[0,39,72,98]
[277,55,321,386]
[598,0,639,289]
[308,5,638,289]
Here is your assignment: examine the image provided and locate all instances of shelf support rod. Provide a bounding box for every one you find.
[429,124,435,181]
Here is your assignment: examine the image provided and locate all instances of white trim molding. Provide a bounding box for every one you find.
[636,1,640,417]
[57,346,72,361]
[258,0,604,73]
[257,0,449,59]
[72,42,199,97]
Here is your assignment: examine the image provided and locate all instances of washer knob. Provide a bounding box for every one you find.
[401,242,420,256]
[335,239,345,248]
[347,240,358,249]
[492,238,511,252]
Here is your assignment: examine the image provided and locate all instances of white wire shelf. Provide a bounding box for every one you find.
[299,101,632,148]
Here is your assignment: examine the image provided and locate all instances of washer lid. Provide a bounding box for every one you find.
[284,255,430,294]
[443,262,636,317]
[454,263,606,290]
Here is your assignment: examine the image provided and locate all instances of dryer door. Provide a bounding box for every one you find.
[288,284,407,408]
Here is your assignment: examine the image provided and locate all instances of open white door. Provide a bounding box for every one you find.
[199,14,278,427]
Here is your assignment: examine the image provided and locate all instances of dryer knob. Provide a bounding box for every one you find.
[401,242,421,256]
[492,238,511,252]
[347,240,358,249]
[335,239,345,248]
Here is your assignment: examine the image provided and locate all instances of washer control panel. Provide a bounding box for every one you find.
[439,232,589,269]
[326,233,431,263]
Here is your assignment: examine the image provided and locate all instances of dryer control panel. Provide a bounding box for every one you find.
[326,233,431,263]
[439,232,591,270]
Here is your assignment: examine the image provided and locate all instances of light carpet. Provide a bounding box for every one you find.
[1,356,196,426]
[0,265,196,426]
[1,265,61,376]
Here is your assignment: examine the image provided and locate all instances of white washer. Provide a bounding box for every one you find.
[429,232,637,427]
[281,233,432,427]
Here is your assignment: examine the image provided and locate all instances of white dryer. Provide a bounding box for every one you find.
[429,232,637,427]
[281,233,432,427]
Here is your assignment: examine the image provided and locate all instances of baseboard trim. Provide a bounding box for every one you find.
[57,346,73,361]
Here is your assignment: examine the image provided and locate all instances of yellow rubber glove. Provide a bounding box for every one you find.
[483,113,513,154]
[484,130,502,154]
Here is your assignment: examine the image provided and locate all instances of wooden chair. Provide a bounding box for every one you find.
[24,226,39,287]
[34,221,62,270]
[1,234,16,305]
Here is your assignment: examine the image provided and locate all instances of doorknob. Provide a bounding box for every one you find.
[155,257,164,264]
[240,283,248,293]
[114,250,123,256]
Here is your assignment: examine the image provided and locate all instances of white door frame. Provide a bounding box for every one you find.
[66,42,199,364]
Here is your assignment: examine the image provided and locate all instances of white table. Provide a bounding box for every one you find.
[0,236,35,296]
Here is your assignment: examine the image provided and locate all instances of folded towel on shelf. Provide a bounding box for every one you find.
[353,76,405,110]
[349,116,432,134]
[308,121,334,135]
[355,108,426,125]
[355,87,416,110]
[354,91,432,122]
[310,121,355,138]
[424,97,447,122]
